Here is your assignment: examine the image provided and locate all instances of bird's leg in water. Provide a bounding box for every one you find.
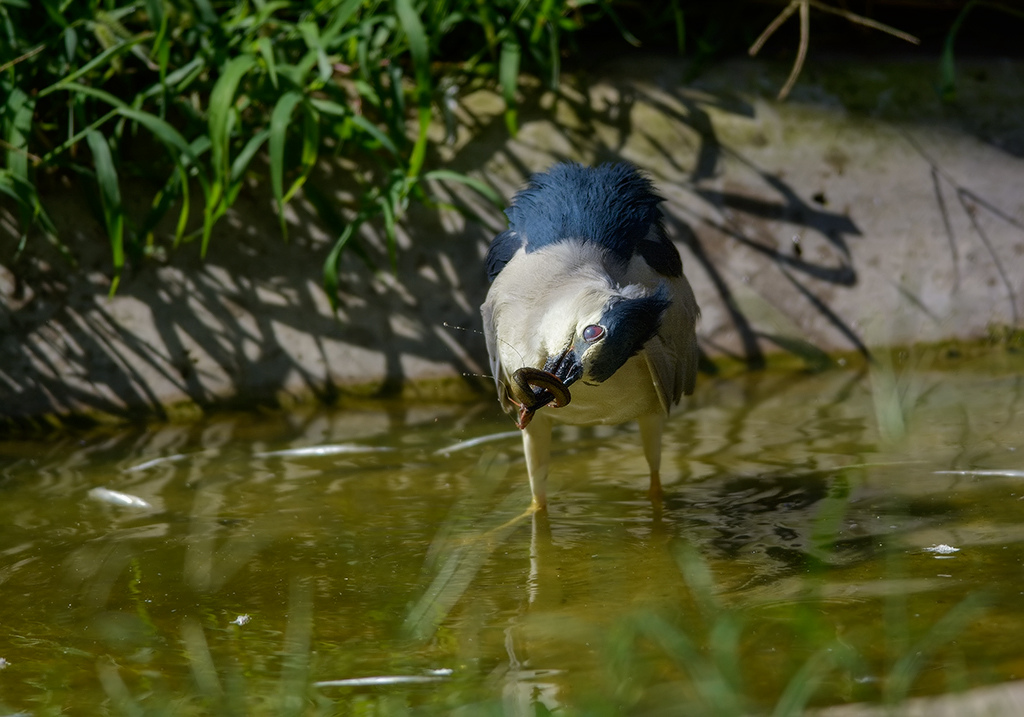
[522,413,553,510]
[638,413,665,499]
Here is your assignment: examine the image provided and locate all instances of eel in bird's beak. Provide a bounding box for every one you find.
[508,348,584,429]
[509,367,570,429]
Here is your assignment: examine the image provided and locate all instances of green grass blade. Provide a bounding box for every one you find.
[142,56,205,99]
[546,20,561,89]
[886,592,989,703]
[230,127,270,184]
[308,97,347,118]
[269,91,304,236]
[593,0,640,47]
[0,170,57,256]
[202,53,256,255]
[671,0,686,54]
[407,107,430,178]
[116,106,198,165]
[939,0,976,102]
[421,169,502,207]
[0,173,22,203]
[529,0,558,44]
[508,0,532,24]
[37,107,118,165]
[322,0,364,44]
[499,36,521,135]
[323,215,365,311]
[53,81,129,110]
[379,193,398,272]
[110,106,204,249]
[256,37,278,89]
[771,647,837,717]
[298,20,332,83]
[38,36,146,98]
[304,183,375,271]
[85,130,124,295]
[395,0,432,178]
[142,0,164,32]
[188,135,212,158]
[192,0,217,25]
[4,86,33,191]
[208,53,257,185]
[174,164,191,247]
[394,0,429,90]
[286,105,319,203]
[310,96,402,158]
[200,182,224,258]
[138,166,182,244]
[350,113,400,158]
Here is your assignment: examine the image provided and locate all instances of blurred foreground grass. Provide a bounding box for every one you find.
[1,338,1022,714]
[1,0,620,297]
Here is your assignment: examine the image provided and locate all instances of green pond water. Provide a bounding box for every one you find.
[1,350,1024,716]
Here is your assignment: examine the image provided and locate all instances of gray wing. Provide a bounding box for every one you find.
[644,274,700,414]
[480,298,513,412]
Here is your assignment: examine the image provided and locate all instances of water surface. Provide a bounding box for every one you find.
[1,351,1023,715]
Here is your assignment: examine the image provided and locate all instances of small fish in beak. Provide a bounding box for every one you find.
[509,367,572,429]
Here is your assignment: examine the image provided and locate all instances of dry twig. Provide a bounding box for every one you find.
[0,43,45,74]
[749,0,920,100]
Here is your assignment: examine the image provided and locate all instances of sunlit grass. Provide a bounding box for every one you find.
[0,0,615,302]
[3,1,989,309]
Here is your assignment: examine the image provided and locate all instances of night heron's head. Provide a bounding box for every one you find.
[492,241,673,428]
[482,162,691,428]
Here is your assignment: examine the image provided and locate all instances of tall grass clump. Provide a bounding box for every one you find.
[1,1,984,302]
[0,0,618,299]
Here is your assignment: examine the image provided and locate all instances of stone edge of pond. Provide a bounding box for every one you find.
[0,372,494,435]
[813,678,1024,717]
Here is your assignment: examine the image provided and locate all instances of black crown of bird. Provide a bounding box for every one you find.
[480,162,700,509]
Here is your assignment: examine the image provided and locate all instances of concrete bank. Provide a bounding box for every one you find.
[1,56,1022,425]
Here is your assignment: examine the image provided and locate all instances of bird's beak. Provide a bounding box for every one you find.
[544,345,584,389]
[509,347,584,429]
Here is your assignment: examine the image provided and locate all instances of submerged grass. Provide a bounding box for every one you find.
[2,348,1020,715]
[85,539,988,716]
[81,452,993,716]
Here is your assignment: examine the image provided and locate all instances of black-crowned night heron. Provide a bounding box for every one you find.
[481,162,700,509]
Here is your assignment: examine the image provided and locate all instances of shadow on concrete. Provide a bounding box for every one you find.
[2,58,1022,426]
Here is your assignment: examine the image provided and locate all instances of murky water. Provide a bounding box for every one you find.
[1,350,1023,715]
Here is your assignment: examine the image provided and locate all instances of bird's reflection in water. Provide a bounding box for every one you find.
[527,510,557,608]
[500,510,564,716]
[486,464,927,714]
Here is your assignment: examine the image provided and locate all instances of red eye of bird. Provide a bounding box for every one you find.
[582,324,605,342]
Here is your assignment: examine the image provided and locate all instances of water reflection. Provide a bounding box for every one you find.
[0,357,1023,714]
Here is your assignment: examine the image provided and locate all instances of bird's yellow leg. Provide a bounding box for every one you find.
[523,414,553,510]
[648,469,664,500]
[638,413,666,500]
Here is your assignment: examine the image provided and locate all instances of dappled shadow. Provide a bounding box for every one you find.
[2,57,1023,425]
[0,174,496,426]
